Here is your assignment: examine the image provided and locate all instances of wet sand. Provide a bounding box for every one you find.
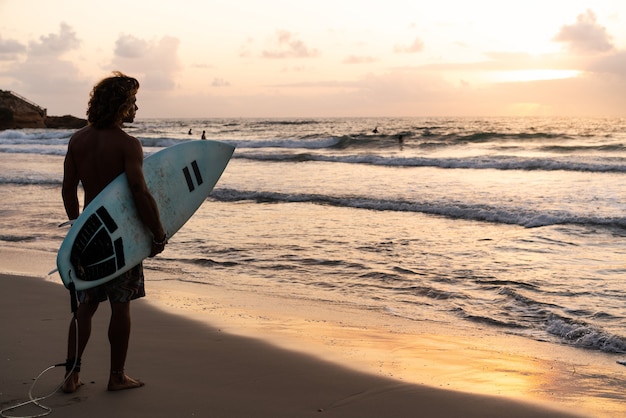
[1,247,618,417]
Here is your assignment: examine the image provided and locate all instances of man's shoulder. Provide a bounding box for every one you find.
[110,129,142,158]
[68,126,141,155]
[71,126,138,141]
[69,125,92,140]
[118,130,142,150]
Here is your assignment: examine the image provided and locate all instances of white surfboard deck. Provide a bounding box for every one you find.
[57,140,235,290]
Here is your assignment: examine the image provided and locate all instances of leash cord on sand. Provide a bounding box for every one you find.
[0,317,79,418]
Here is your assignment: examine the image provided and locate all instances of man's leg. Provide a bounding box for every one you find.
[63,301,99,393]
[107,301,144,391]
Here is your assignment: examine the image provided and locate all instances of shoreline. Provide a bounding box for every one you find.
[1,246,623,416]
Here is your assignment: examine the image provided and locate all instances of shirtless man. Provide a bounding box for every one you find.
[61,72,167,393]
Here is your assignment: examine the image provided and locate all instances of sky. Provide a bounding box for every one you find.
[2,0,626,118]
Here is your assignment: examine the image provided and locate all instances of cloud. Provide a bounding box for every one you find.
[554,9,613,53]
[261,30,319,59]
[266,79,360,89]
[10,59,86,95]
[343,55,377,64]
[110,34,182,91]
[588,51,626,77]
[212,77,231,87]
[191,63,215,69]
[114,35,149,58]
[238,37,255,58]
[1,24,181,114]
[552,10,626,81]
[28,22,80,57]
[0,36,26,61]
[394,37,425,54]
[407,51,575,74]
[1,23,88,102]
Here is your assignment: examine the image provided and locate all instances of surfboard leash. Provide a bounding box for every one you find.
[0,323,80,418]
[0,275,81,418]
[68,273,79,318]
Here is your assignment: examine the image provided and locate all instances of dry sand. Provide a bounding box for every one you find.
[1,247,622,417]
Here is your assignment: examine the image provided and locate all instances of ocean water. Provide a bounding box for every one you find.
[2,116,626,356]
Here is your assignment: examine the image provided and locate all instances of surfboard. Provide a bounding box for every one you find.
[57,140,235,291]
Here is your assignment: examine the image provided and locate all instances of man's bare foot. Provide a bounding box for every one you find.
[107,372,145,391]
[62,372,84,394]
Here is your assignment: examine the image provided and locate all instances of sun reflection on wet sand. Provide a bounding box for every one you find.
[146,277,626,417]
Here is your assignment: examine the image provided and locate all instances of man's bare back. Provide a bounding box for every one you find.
[62,125,165,242]
[63,126,143,205]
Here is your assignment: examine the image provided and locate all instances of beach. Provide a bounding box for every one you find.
[0,247,619,417]
[4,117,626,416]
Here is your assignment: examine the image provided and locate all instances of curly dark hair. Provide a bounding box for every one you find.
[87,71,140,129]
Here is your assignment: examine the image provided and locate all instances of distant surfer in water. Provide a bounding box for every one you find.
[61,71,167,393]
[372,126,379,134]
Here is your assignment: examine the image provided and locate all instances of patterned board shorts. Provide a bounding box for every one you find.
[77,264,145,304]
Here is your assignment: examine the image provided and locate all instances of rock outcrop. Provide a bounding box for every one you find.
[0,90,86,130]
[45,115,87,129]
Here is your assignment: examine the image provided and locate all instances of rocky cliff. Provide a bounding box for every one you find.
[0,90,87,130]
[44,115,88,129]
